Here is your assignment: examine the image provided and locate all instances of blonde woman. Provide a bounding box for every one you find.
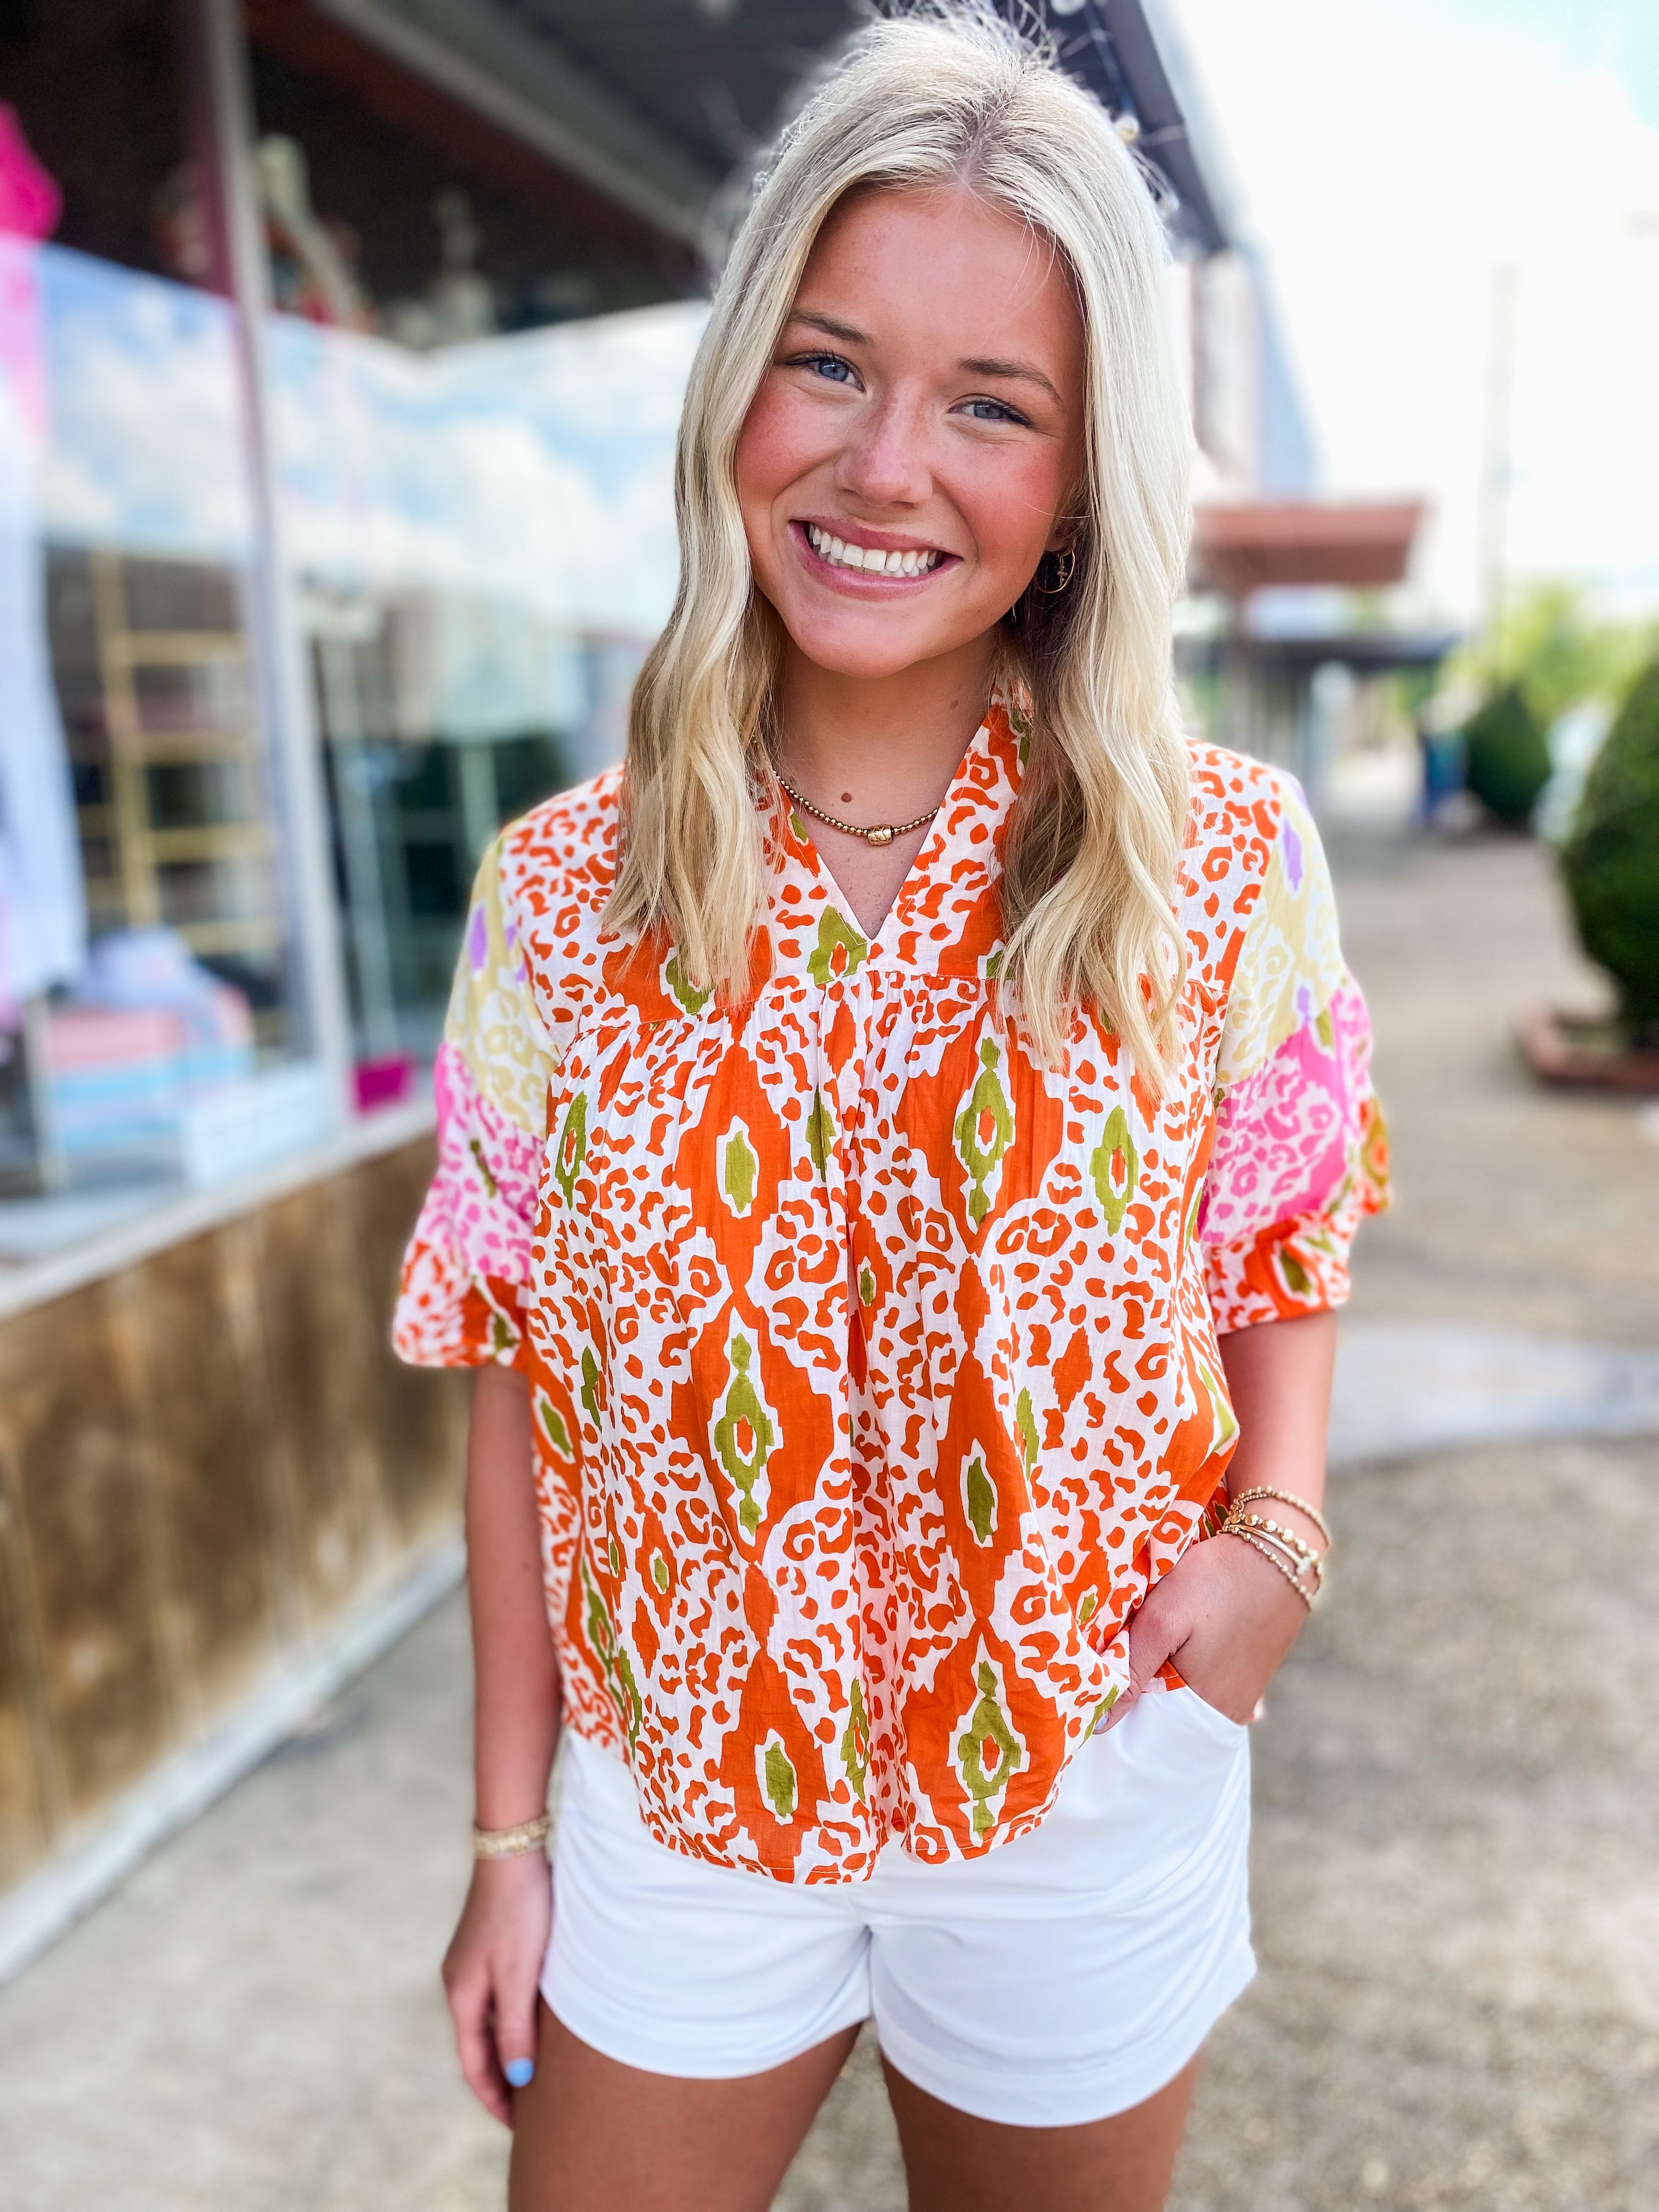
[395,13,1387,2209]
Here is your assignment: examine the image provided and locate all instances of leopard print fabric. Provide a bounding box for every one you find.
[394,703,1387,1881]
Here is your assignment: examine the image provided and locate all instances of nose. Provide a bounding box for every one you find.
[833,386,932,512]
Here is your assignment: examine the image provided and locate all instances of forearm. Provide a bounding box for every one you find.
[1216,1307,1337,1532]
[467,1363,562,1829]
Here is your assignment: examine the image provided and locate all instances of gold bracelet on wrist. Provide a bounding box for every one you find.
[1228,1512,1325,1583]
[472,1812,551,1860]
[1229,1486,1332,1548]
[1226,1525,1319,1612]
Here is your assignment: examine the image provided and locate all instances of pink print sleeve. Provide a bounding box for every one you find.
[392,839,557,1368]
[1198,781,1390,1332]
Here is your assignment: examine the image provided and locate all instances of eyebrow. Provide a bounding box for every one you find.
[958,355,1062,405]
[785,313,1061,408]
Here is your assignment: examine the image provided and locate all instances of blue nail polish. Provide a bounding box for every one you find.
[504,2058,535,2089]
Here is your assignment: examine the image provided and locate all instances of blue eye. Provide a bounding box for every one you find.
[963,397,1025,425]
[794,352,857,384]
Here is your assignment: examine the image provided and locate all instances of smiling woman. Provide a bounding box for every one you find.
[612,13,1194,1076]
[393,13,1387,2212]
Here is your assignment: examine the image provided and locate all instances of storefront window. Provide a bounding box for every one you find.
[0,2,706,1259]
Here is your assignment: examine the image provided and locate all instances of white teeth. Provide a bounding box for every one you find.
[807,525,940,576]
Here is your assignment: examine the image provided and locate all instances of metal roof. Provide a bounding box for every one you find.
[308,0,1234,257]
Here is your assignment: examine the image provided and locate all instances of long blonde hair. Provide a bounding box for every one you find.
[607,5,1193,1073]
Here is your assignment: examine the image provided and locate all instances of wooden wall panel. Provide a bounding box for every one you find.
[0,1134,465,1900]
[254,1181,388,1619]
[116,1231,277,1723]
[0,1436,54,1888]
[0,1288,171,1822]
[350,1141,468,1541]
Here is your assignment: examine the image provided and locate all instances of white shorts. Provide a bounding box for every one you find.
[541,1686,1255,2129]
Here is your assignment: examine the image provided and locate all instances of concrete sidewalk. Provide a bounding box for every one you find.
[2,827,1656,2211]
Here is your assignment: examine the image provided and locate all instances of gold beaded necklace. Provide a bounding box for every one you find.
[776,771,940,850]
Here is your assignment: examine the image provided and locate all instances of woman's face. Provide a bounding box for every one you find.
[735,184,1086,684]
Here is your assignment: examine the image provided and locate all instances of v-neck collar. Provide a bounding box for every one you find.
[766,697,1025,983]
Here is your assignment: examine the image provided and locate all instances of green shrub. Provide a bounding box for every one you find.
[1462,684,1552,825]
[1561,654,1659,1045]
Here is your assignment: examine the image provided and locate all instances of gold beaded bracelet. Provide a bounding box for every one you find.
[472,1812,551,1860]
[1226,1525,1320,1611]
[1220,1485,1330,1612]
[1229,1486,1331,1548]
[1228,1512,1325,1584]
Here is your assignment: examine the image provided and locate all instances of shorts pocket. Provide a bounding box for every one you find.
[1160,1677,1250,1743]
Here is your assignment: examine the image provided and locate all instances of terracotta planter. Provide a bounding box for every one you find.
[1517,1006,1659,1095]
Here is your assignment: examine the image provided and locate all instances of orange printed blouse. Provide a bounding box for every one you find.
[394,702,1387,1883]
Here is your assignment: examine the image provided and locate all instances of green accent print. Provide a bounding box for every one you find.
[537,1395,573,1461]
[956,1661,1024,1838]
[1015,1387,1039,1471]
[963,1452,997,1545]
[489,1313,515,1357]
[1194,1347,1240,1454]
[1316,1007,1334,1049]
[650,1550,671,1594]
[1077,1586,1099,1624]
[763,1739,797,1822]
[857,1260,876,1308]
[554,1091,589,1206]
[1009,698,1033,765]
[806,1088,836,1178]
[712,1334,775,1541]
[1090,1104,1139,1234]
[663,950,712,1014]
[840,1680,870,1803]
[807,907,869,988]
[580,1553,642,1750]
[1279,1249,1313,1297]
[1089,1684,1119,1734]
[579,1346,602,1427]
[953,1038,1014,1227]
[719,1121,758,1218]
[467,1136,498,1198]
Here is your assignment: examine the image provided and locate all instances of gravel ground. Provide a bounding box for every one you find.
[2,825,1655,2211]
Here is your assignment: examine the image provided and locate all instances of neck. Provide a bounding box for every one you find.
[775,631,997,819]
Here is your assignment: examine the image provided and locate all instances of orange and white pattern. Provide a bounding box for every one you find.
[395,704,1387,1882]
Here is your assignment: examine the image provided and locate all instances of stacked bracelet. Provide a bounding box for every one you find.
[1220,1486,1331,1612]
[472,1812,551,1860]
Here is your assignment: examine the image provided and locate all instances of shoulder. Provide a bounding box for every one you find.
[495,769,623,926]
[1177,740,1329,1000]
[1182,739,1304,872]
[489,768,624,1028]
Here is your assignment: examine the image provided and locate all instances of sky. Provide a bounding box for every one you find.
[1167,0,1659,623]
[27,240,704,648]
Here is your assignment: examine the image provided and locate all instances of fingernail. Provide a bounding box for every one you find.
[504,2058,535,2089]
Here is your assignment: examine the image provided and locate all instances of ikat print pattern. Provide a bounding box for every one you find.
[394,707,1387,1884]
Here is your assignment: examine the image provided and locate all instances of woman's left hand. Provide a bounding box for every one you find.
[1110,1530,1313,1727]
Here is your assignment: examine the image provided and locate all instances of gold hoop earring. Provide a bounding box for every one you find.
[1034,546,1076,595]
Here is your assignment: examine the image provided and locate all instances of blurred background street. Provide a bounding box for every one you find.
[1,4,1656,2209]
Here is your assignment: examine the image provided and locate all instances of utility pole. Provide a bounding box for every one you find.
[1475,259,1520,640]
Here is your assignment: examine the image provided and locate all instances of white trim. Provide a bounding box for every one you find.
[0,1099,435,1322]
[0,1535,465,1989]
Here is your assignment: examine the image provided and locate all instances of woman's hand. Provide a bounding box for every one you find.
[1114,1530,1313,1727]
[442,1852,554,2125]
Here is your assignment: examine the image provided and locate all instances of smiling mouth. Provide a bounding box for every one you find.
[801,523,947,579]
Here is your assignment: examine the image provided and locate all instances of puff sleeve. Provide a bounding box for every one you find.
[1197,779,1390,1331]
[392,837,557,1367]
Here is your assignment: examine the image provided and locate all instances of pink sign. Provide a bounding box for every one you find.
[0,105,60,241]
